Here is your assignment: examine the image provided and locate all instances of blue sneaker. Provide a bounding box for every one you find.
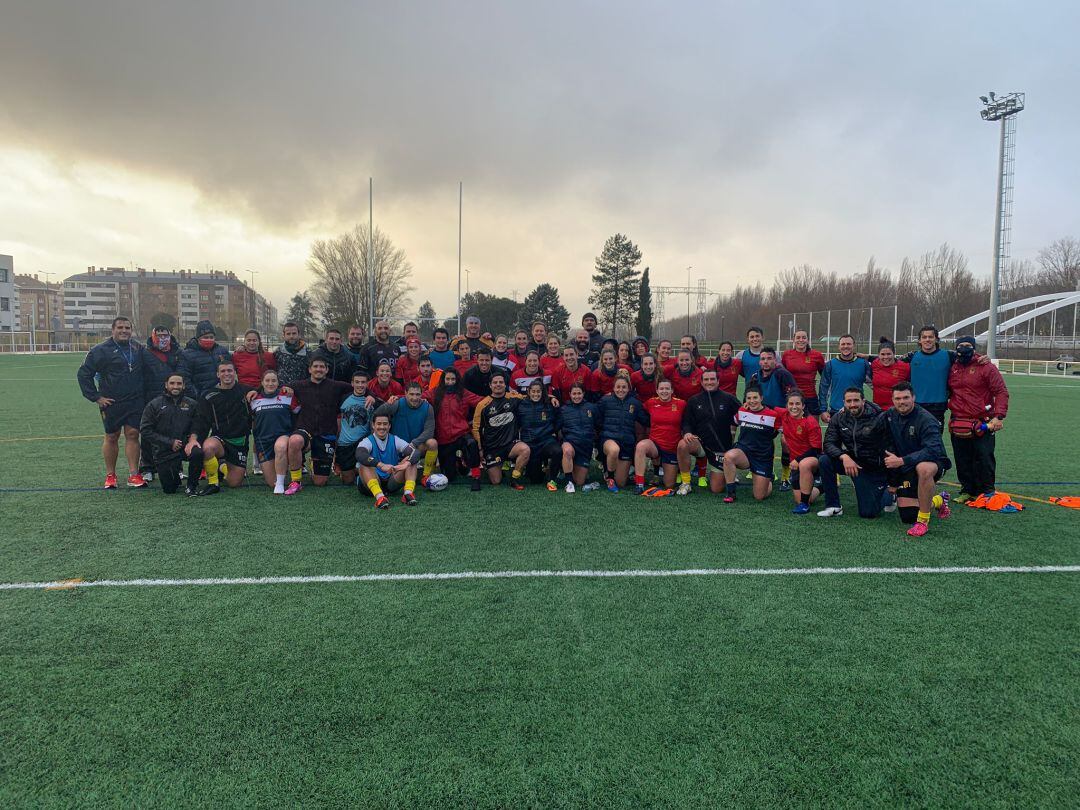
[792,503,810,515]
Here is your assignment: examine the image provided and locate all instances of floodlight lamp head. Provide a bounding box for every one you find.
[980,95,989,103]
[989,91,996,100]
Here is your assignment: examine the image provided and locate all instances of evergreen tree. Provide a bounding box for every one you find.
[518,283,570,337]
[417,301,437,333]
[283,290,318,338]
[635,267,653,340]
[588,233,642,338]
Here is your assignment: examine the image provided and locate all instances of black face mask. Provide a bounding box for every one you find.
[957,346,975,364]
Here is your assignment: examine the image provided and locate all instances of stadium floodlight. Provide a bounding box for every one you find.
[980,91,1025,360]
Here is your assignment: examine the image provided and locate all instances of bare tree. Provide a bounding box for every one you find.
[1036,237,1080,290]
[307,224,415,332]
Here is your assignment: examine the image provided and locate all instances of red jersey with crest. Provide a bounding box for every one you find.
[870,359,911,408]
[668,365,704,401]
[712,358,742,396]
[778,412,823,458]
[781,348,826,399]
[630,370,661,401]
[550,363,590,401]
[645,396,687,452]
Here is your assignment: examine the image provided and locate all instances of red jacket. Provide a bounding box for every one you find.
[870,359,911,408]
[947,360,1009,421]
[233,349,276,389]
[781,349,826,399]
[395,355,422,386]
[369,378,405,401]
[426,387,484,444]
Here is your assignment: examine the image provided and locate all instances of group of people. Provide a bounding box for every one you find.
[78,312,1009,535]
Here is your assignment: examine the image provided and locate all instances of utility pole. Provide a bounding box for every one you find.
[980,91,1025,360]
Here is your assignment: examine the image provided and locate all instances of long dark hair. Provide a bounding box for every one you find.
[433,368,459,411]
[245,329,266,370]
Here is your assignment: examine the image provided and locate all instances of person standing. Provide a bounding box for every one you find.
[581,312,606,357]
[273,322,310,386]
[140,324,182,481]
[818,335,870,421]
[946,336,1009,502]
[178,320,231,397]
[344,324,367,366]
[233,329,276,389]
[311,328,357,382]
[781,329,826,416]
[77,316,147,489]
[736,326,766,384]
[428,327,456,371]
[870,338,910,409]
[358,320,397,376]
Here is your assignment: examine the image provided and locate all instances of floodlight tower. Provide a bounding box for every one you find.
[980,91,1024,360]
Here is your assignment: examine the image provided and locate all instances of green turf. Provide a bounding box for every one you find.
[1,354,1078,807]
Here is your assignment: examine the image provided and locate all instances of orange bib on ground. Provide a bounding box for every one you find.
[1048,496,1080,510]
[967,492,1024,512]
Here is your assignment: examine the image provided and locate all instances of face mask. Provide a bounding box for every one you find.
[198,336,215,350]
[155,334,171,351]
[957,346,975,364]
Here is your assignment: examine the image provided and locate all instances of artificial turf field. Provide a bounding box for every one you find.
[1,354,1077,807]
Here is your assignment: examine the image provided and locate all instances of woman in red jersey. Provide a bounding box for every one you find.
[870,338,911,408]
[540,335,564,377]
[712,341,742,396]
[589,348,633,400]
[633,379,686,494]
[778,391,823,514]
[394,337,424,386]
[630,353,663,402]
[233,330,276,389]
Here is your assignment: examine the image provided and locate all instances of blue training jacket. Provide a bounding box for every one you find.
[818,356,870,413]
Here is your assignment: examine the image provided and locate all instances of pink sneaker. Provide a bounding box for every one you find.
[937,490,951,519]
[906,521,928,538]
[283,481,303,496]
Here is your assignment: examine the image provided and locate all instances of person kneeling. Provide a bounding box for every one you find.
[356,414,422,509]
[815,387,888,518]
[139,373,200,495]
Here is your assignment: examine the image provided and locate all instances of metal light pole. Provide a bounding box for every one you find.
[368,178,375,334]
[464,268,470,296]
[686,266,692,333]
[244,268,259,330]
[457,181,463,335]
[980,91,1024,360]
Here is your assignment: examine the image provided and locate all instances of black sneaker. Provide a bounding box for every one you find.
[509,479,525,491]
[197,484,221,497]
[470,476,481,492]
[185,486,199,498]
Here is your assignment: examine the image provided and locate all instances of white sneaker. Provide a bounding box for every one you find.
[142,471,153,483]
[817,506,844,517]
[565,482,576,494]
[883,501,897,513]
[273,484,285,495]
[676,482,692,496]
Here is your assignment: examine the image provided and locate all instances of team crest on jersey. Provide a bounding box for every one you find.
[796,425,803,435]
[908,426,916,437]
[670,403,677,411]
[540,412,548,421]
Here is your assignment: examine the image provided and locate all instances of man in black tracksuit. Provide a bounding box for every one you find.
[139,372,200,495]
[678,369,740,492]
[463,347,511,397]
[817,387,889,518]
[883,381,952,532]
[359,320,398,376]
[310,328,358,383]
[471,375,529,489]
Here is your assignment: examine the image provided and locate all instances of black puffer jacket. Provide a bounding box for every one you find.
[822,400,888,472]
[310,344,358,383]
[142,336,182,399]
[178,320,231,397]
[139,391,197,463]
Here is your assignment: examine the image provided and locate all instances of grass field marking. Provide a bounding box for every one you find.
[3,565,1079,593]
[0,434,102,443]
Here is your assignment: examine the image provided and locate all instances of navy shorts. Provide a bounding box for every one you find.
[101,399,143,434]
[888,462,945,499]
[658,448,678,466]
[803,397,822,416]
[602,439,633,461]
[296,430,337,476]
[734,442,774,478]
[211,435,249,469]
[570,443,593,469]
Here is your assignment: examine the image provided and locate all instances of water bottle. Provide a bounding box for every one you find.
[581,482,601,492]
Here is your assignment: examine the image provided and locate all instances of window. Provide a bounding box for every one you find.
[1,298,9,311]
[0,269,8,282]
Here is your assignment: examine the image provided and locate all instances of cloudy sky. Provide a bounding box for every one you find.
[1,1,1077,323]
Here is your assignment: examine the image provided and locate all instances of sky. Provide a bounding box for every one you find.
[1,0,1078,323]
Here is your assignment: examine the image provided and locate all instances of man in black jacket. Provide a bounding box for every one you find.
[139,325,182,481]
[816,387,889,518]
[359,320,397,375]
[883,381,952,537]
[76,316,147,489]
[139,373,200,495]
[178,319,231,397]
[185,359,251,495]
[463,347,510,397]
[677,369,740,493]
[311,328,357,382]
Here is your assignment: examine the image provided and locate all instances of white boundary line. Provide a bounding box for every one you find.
[2,565,1079,592]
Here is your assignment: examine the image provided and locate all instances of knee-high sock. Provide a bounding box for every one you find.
[366,478,384,498]
[205,455,220,485]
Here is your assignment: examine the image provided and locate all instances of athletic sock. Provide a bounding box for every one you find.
[469,466,481,478]
[725,482,736,496]
[696,457,707,477]
[276,474,286,487]
[679,471,691,485]
[290,468,302,483]
[797,491,806,504]
[917,510,931,525]
[405,479,416,494]
[780,466,791,483]
[634,474,646,486]
[511,469,522,479]
[205,456,220,485]
[931,494,943,510]
[366,479,384,498]
[423,450,437,477]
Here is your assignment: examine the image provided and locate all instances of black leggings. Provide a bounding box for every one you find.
[156,448,205,494]
[438,435,480,481]
[526,441,562,483]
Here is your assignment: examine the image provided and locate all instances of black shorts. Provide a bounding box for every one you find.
[734,442,774,478]
[101,399,143,434]
[211,435,248,469]
[803,397,822,417]
[296,430,337,476]
[888,463,945,499]
[602,439,634,462]
[793,450,820,465]
[335,442,359,472]
[921,403,947,429]
[569,443,593,469]
[482,444,515,469]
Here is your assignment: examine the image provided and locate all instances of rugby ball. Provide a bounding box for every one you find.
[426,473,449,491]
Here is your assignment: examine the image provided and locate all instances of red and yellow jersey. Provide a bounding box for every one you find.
[781,348,826,398]
[870,359,911,408]
[645,396,687,452]
[779,412,822,458]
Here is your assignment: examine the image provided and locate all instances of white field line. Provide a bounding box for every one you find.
[2,565,1079,592]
